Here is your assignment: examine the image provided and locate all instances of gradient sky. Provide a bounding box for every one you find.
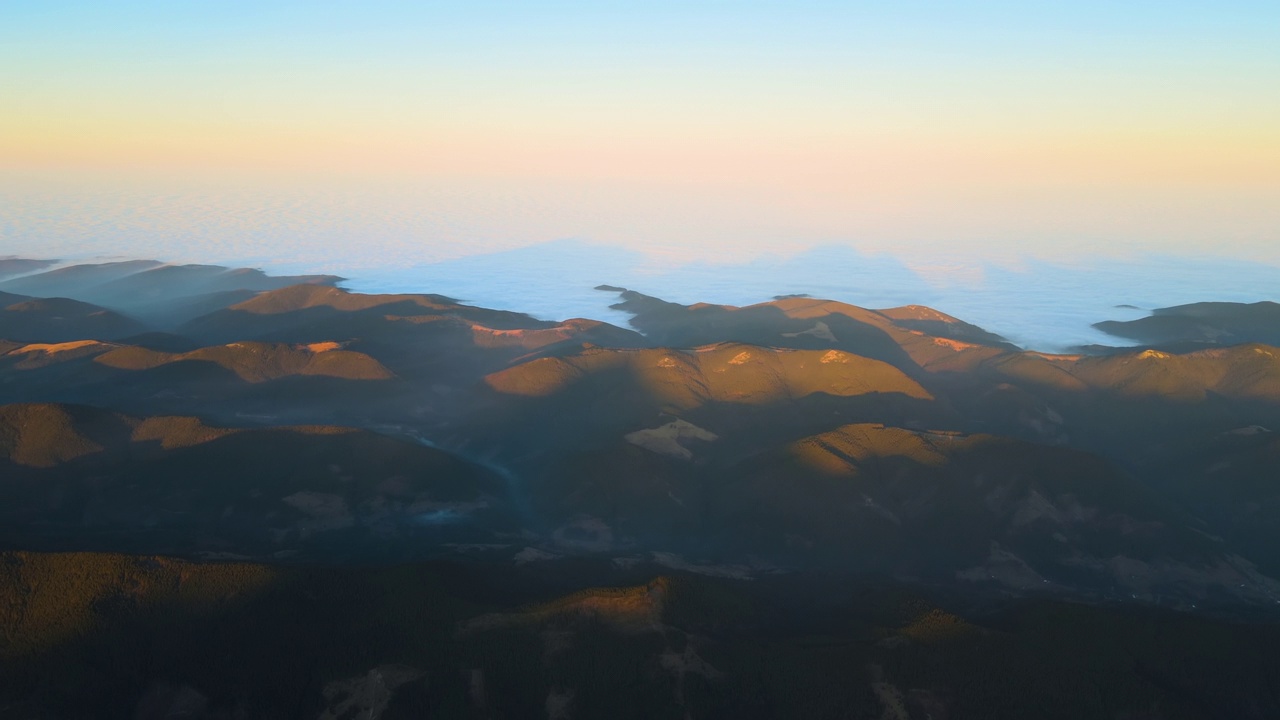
[2,1,1279,267]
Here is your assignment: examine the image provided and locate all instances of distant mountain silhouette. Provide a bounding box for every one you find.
[0,260,163,295]
[1095,301,1280,348]
[0,257,57,281]
[0,295,147,342]
[0,260,341,327]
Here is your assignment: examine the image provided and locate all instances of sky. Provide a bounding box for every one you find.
[2,1,1279,270]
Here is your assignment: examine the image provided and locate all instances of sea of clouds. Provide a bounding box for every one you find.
[343,241,1280,351]
[5,179,1278,351]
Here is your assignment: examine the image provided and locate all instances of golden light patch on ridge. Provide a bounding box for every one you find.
[624,419,719,460]
[788,423,954,476]
[95,342,393,382]
[932,337,979,352]
[130,416,238,449]
[0,403,104,467]
[485,345,931,402]
[10,340,104,354]
[305,341,343,353]
[458,578,670,636]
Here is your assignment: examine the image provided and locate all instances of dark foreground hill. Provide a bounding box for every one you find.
[2,551,1279,720]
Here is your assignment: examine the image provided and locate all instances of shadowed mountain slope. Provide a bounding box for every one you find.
[1144,427,1280,576]
[0,290,28,306]
[0,403,515,558]
[713,423,1277,604]
[112,332,203,353]
[983,344,1280,402]
[489,412,1277,606]
[0,296,148,343]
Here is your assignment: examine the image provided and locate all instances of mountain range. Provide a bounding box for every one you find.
[2,258,1279,718]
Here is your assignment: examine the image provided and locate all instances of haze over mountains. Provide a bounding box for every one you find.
[4,258,1280,718]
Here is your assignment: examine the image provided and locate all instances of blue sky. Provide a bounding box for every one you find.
[2,1,1278,267]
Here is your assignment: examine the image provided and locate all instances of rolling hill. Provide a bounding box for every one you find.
[606,288,1015,375]
[0,258,56,281]
[484,342,931,405]
[0,403,516,558]
[94,341,395,383]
